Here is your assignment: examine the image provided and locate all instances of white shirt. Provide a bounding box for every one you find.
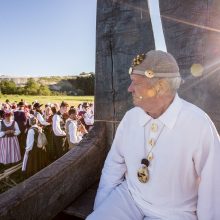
[84,111,94,126]
[36,112,50,126]
[25,125,39,152]
[0,120,20,137]
[94,94,220,220]
[52,114,66,136]
[66,118,82,144]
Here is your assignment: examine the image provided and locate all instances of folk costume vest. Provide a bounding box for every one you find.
[1,120,15,137]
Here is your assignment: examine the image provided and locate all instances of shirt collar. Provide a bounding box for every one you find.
[138,93,182,129]
[138,107,151,126]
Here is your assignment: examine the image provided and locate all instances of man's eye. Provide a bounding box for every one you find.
[134,83,141,86]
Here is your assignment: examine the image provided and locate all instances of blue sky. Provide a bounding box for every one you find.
[0,0,97,77]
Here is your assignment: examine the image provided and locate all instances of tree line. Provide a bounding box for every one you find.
[0,73,95,96]
[0,78,51,95]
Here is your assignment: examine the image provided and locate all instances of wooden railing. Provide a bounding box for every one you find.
[0,122,107,220]
[0,163,22,182]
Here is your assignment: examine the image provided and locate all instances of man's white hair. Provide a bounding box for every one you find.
[150,77,182,95]
[164,77,182,94]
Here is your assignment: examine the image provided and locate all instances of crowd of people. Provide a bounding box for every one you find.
[0,99,94,177]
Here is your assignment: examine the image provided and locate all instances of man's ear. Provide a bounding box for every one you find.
[146,81,162,98]
[156,79,170,96]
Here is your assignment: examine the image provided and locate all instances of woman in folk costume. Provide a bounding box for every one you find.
[22,116,47,177]
[65,108,88,149]
[0,110,21,165]
[33,102,50,127]
[52,101,69,160]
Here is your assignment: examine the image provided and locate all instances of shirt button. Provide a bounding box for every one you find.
[147,152,154,161]
[148,139,155,147]
[151,123,158,132]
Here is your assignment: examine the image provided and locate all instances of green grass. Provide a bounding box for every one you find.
[0,95,94,107]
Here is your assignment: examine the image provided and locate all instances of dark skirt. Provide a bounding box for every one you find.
[52,134,68,161]
[44,125,53,163]
[25,145,47,178]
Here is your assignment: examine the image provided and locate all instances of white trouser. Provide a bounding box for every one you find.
[86,181,198,220]
[86,181,144,220]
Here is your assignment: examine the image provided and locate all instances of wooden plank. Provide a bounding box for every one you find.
[0,163,22,181]
[0,122,107,220]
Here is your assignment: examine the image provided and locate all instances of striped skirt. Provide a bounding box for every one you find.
[0,136,21,165]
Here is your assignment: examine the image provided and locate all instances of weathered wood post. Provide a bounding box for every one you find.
[95,0,155,145]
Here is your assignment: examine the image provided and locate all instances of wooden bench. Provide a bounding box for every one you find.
[62,183,98,219]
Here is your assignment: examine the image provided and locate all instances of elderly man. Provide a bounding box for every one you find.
[86,50,220,220]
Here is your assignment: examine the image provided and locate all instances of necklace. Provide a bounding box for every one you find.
[137,122,164,183]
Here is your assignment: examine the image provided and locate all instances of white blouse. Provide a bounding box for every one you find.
[52,114,66,136]
[36,112,50,126]
[0,120,20,137]
[25,125,39,152]
[94,94,220,219]
[66,119,82,144]
[84,112,94,125]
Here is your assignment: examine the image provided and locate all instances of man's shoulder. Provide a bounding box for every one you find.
[181,99,206,116]
[14,110,26,118]
[14,110,25,115]
[67,119,77,126]
[120,107,144,126]
[180,98,213,126]
[53,114,60,119]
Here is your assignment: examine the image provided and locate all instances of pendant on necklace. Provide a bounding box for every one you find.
[137,158,150,183]
[137,165,149,183]
[147,152,153,161]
